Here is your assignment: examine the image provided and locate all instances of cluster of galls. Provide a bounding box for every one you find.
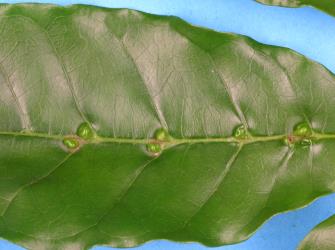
[62,122,95,151]
[146,128,171,156]
[233,122,313,147]
[285,122,313,148]
[62,121,313,154]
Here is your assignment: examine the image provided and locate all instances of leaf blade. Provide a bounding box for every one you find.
[0,4,335,250]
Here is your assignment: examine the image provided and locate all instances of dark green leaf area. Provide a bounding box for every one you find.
[1,4,335,250]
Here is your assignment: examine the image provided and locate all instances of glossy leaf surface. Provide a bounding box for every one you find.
[1,4,335,250]
[257,1,335,248]
[256,0,335,17]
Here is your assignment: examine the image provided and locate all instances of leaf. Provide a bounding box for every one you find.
[1,3,335,250]
[298,215,335,250]
[255,0,335,17]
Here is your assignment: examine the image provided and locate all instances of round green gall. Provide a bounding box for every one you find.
[63,137,79,149]
[146,143,162,155]
[233,125,248,139]
[76,122,94,140]
[293,122,312,137]
[154,128,170,141]
[299,139,312,147]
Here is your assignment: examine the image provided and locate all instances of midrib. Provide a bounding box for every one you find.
[0,131,334,146]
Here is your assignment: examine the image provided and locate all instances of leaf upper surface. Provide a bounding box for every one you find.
[1,4,335,250]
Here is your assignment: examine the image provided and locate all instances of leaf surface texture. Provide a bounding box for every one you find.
[0,4,335,250]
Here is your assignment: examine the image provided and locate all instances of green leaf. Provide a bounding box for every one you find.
[1,3,335,250]
[299,215,335,250]
[255,0,335,17]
